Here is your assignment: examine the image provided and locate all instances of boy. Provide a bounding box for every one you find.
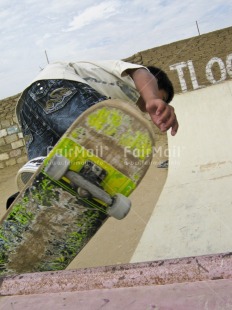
[16,60,178,160]
[6,60,178,208]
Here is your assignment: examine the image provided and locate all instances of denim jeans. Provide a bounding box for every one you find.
[19,80,107,160]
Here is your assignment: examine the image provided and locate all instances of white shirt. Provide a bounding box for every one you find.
[16,60,147,122]
[33,60,145,101]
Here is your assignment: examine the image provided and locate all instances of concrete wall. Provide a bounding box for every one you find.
[0,94,27,169]
[124,26,232,93]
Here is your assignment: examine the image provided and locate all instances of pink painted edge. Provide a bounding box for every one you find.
[1,252,232,296]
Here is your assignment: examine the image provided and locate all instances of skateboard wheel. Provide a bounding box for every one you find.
[108,194,131,220]
[44,155,70,180]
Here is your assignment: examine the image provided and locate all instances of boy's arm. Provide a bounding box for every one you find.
[127,68,179,136]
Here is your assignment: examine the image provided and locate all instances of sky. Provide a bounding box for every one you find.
[0,0,232,99]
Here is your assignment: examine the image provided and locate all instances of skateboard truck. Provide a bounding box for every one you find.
[44,155,131,220]
[79,160,107,185]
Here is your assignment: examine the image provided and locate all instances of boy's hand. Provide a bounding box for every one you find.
[145,98,179,136]
[128,67,179,135]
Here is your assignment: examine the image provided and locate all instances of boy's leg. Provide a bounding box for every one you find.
[19,79,107,159]
[6,80,107,209]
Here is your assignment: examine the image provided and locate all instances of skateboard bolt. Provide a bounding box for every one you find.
[78,187,91,198]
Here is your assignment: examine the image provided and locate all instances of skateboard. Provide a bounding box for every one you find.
[0,99,155,276]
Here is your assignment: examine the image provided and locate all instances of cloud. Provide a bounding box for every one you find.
[66,1,120,31]
[0,0,231,99]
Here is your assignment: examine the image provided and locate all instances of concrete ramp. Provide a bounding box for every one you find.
[131,80,232,263]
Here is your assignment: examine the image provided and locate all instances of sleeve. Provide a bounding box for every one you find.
[111,60,148,77]
[88,60,147,78]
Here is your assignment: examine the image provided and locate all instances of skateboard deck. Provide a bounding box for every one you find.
[0,99,155,276]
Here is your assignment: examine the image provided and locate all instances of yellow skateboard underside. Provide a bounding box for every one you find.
[44,100,155,199]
